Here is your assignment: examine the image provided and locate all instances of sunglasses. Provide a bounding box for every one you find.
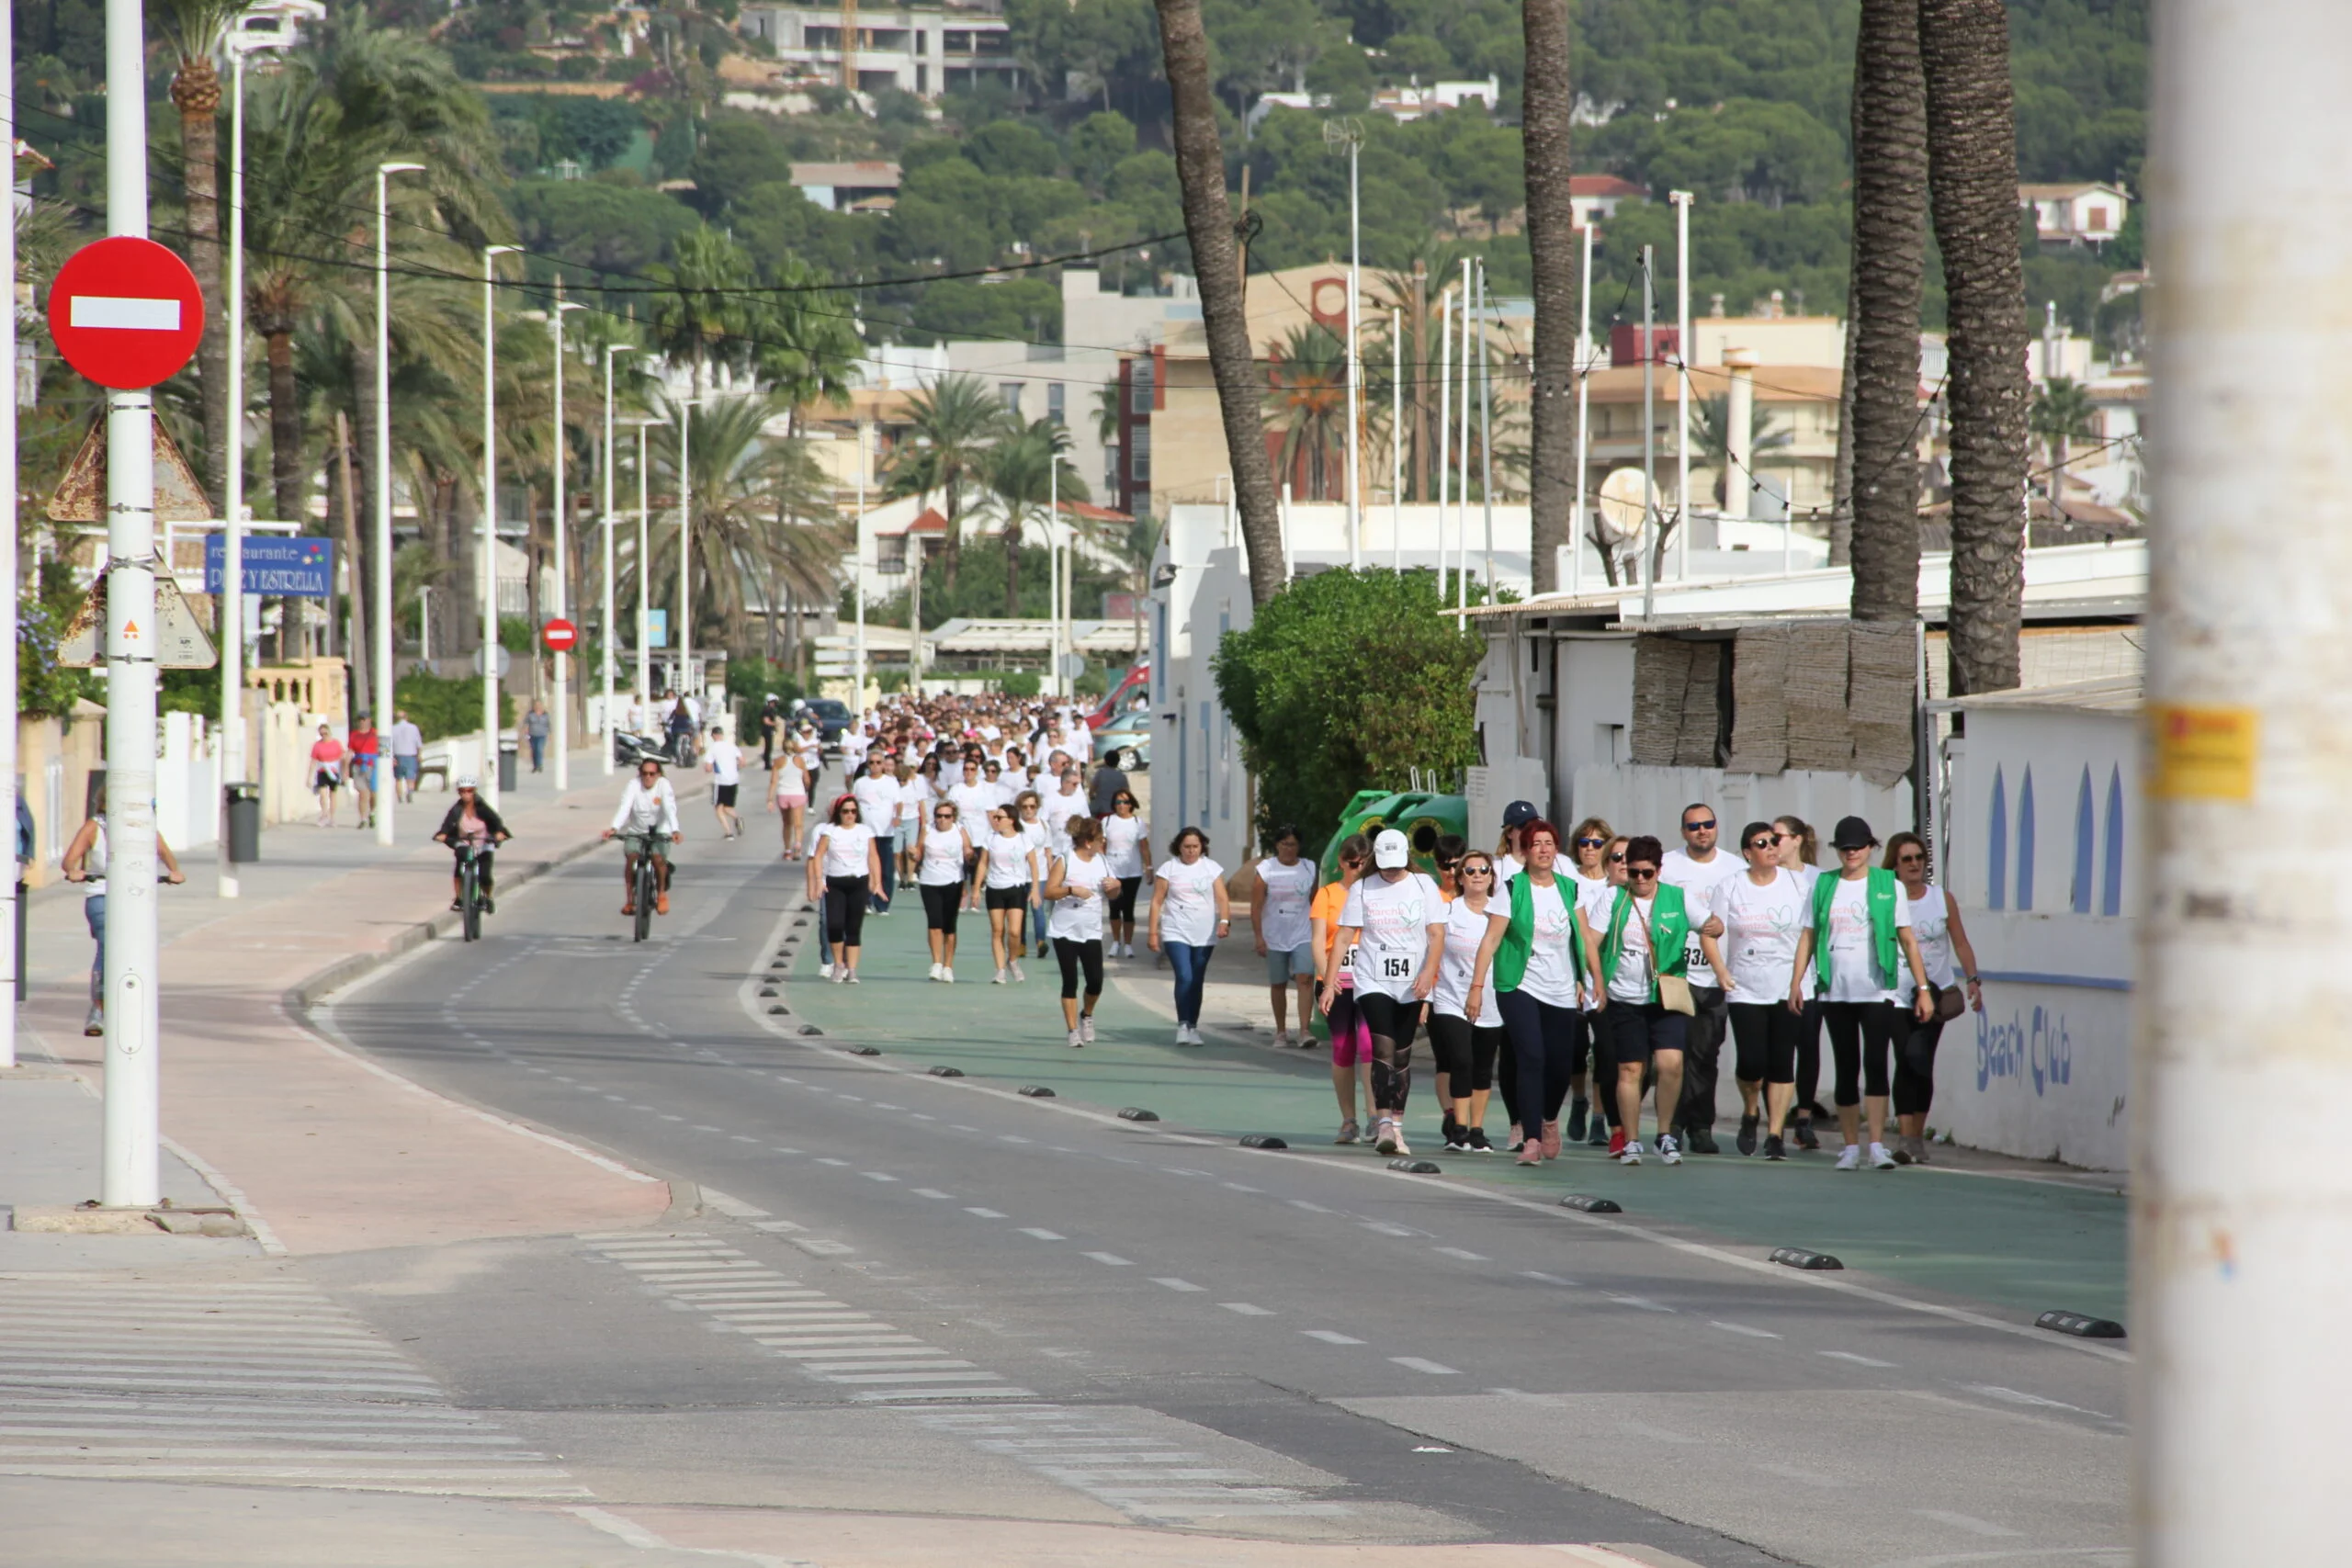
[1746,839,1775,852]
[1575,837,1606,849]
[1895,852,1927,863]
[933,810,955,818]
[1625,866,1659,879]
[1459,865,1495,877]
[1684,819,1717,831]
[1608,851,1627,863]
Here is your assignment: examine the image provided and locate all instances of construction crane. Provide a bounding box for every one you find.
[839,0,856,94]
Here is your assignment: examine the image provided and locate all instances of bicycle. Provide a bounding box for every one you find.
[631,850,658,942]
[455,841,488,942]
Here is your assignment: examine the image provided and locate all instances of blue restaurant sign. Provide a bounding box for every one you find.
[203,535,334,597]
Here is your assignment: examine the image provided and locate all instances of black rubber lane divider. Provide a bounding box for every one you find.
[1017,1085,1057,1098]
[791,918,808,929]
[1388,1157,1442,1174]
[1770,1247,1844,1271]
[2037,1309,2125,1339]
[847,1044,881,1057]
[928,1066,965,1078]
[1238,1134,1288,1149]
[800,901,818,912]
[759,987,778,998]
[1117,1107,1159,1122]
[767,1006,786,1015]
[797,1024,823,1036]
[1559,1194,1623,1213]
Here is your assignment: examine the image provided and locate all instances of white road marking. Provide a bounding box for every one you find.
[1302,1330,1363,1345]
[1607,1293,1676,1313]
[1821,1350,1896,1369]
[1521,1271,1577,1286]
[1150,1279,1204,1292]
[912,1189,955,1200]
[1711,1321,1781,1339]
[1019,1229,1066,1242]
[1433,1247,1488,1261]
[1913,1509,2022,1537]
[860,1171,898,1181]
[1390,1357,1460,1375]
[1082,1253,1134,1267]
[1219,1303,1272,1316]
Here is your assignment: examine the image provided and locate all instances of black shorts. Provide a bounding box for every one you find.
[985,884,1031,911]
[1353,988,1425,1050]
[714,784,740,807]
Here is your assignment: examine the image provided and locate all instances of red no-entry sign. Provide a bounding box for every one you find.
[48,237,206,390]
[542,618,579,652]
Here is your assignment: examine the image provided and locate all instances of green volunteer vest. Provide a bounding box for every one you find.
[1492,871,1586,993]
[1600,884,1689,1004]
[1810,866,1902,993]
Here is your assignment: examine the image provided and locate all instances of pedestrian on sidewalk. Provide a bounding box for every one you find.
[1148,826,1228,1046]
[525,699,550,773]
[435,778,512,915]
[1773,815,1826,1149]
[916,800,973,982]
[1430,849,1505,1151]
[773,735,809,859]
[310,723,345,828]
[808,794,883,984]
[1101,789,1148,958]
[852,756,902,914]
[894,761,925,887]
[347,713,380,830]
[1044,817,1117,1047]
[1014,790,1053,959]
[1884,831,1981,1166]
[1088,750,1130,818]
[982,806,1038,984]
[1325,829,1445,1157]
[1704,822,1806,1160]
[387,708,424,804]
[1470,819,1596,1166]
[1566,818,1620,1145]
[62,784,186,1035]
[704,726,743,840]
[759,694,783,770]
[1312,834,1373,1136]
[1661,803,1741,1155]
[1250,826,1319,1049]
[1787,816,1936,1172]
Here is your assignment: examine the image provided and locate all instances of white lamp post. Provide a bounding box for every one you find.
[371,159,423,845]
[549,295,584,792]
[599,345,634,772]
[480,243,519,804]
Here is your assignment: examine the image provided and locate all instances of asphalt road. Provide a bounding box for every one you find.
[319,812,2131,1568]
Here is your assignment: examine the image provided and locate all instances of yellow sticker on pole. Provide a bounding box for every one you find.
[2150,705,2257,800]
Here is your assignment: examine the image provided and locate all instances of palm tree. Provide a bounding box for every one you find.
[1920,0,2031,695]
[1689,393,1795,510]
[648,225,760,398]
[1519,0,1577,593]
[983,419,1090,616]
[1149,0,1285,607]
[2029,377,2098,480]
[1847,0,1929,624]
[885,374,1012,598]
[1263,322,1348,501]
[153,0,253,498]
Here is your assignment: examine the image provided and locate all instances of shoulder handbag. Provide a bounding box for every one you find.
[1656,974,1696,1016]
[1931,981,1965,1022]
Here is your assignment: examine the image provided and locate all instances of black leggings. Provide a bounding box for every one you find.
[1728,1001,1802,1086]
[1576,1009,1612,1126]
[452,850,494,895]
[1055,936,1104,1002]
[1794,998,1825,1117]
[1353,989,1421,1114]
[1426,1013,1500,1099]
[1496,988,1580,1145]
[1107,874,1141,925]
[1893,1010,1948,1116]
[920,882,962,935]
[1821,999,1899,1105]
[824,874,869,948]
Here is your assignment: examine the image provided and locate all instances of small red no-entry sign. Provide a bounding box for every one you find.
[542,618,579,652]
[49,237,206,390]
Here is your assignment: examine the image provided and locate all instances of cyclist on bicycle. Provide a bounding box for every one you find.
[432,776,511,913]
[602,754,682,917]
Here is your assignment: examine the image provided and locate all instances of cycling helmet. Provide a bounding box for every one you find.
[454,774,480,789]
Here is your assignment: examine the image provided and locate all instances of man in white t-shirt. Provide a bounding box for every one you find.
[702,726,744,840]
[1658,802,1738,1155]
[851,757,903,915]
[1040,767,1091,852]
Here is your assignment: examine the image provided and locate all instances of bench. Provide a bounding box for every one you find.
[416,741,454,792]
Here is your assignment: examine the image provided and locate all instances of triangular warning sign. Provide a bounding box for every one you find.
[56,574,219,670]
[44,414,216,525]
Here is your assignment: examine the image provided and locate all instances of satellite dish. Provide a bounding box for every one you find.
[1596,468,1652,543]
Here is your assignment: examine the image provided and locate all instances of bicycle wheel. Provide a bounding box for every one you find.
[461,859,481,942]
[633,860,653,942]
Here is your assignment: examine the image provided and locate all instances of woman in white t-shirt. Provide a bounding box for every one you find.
[804,795,884,984]
[1099,789,1150,957]
[981,807,1040,985]
[1883,831,1983,1167]
[1014,790,1054,964]
[1322,829,1445,1157]
[1250,826,1320,1049]
[1429,850,1506,1153]
[1148,827,1229,1046]
[1468,819,1594,1166]
[1043,817,1120,1048]
[1788,817,1934,1172]
[1773,814,1826,1152]
[1564,816,1618,1147]
[914,799,976,982]
[1702,821,1809,1161]
[772,732,811,860]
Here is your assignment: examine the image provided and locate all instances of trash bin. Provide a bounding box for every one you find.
[224,783,262,863]
[497,739,519,795]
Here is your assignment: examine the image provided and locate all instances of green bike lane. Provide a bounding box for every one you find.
[773,898,2127,1328]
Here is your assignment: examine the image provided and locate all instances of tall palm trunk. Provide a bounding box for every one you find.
[1920,0,2030,694]
[1519,0,1577,595]
[941,474,963,596]
[335,411,369,704]
[173,55,229,501]
[1004,511,1023,616]
[1152,0,1284,607]
[1848,0,1928,623]
[264,327,305,526]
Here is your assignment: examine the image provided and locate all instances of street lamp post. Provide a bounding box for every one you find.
[481,243,519,805]
[549,295,584,792]
[673,400,696,707]
[417,584,432,662]
[372,159,424,845]
[600,346,634,773]
[636,423,650,709]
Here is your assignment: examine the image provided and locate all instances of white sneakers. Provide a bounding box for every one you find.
[928,962,944,981]
[940,966,955,984]
[1657,1133,1683,1167]
[1836,1145,1862,1171]
[1272,1029,1292,1049]
[1174,1024,1204,1045]
[819,961,833,980]
[1067,1028,1084,1049]
[1080,1016,1095,1043]
[1010,961,1025,983]
[992,968,1009,985]
[1619,1139,1644,1166]
[1869,1142,1898,1170]
[1374,1118,1409,1156]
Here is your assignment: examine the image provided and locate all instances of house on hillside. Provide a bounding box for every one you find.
[2019,182,2130,247]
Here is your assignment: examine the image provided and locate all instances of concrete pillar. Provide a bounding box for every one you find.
[1723,346,1757,522]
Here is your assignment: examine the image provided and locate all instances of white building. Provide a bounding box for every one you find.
[2019,181,2131,247]
[736,4,1015,98]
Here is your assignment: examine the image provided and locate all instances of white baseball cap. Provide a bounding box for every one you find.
[1373,829,1409,869]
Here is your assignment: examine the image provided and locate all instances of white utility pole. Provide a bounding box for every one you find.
[1455,257,1475,611]
[635,423,650,707]
[480,243,518,805]
[675,399,693,706]
[417,585,432,662]
[0,0,17,1066]
[1049,446,1062,696]
[853,419,868,703]
[372,160,422,845]
[1640,244,1657,620]
[599,344,632,773]
[2140,3,2352,1562]
[1436,283,1452,604]
[1669,190,1693,581]
[1326,118,1363,569]
[549,294,583,792]
[100,0,161,1206]
[1389,305,1403,570]
[1573,220,1595,597]
[1476,259,1495,597]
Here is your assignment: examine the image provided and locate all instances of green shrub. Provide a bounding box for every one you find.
[395,671,516,741]
[997,670,1042,699]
